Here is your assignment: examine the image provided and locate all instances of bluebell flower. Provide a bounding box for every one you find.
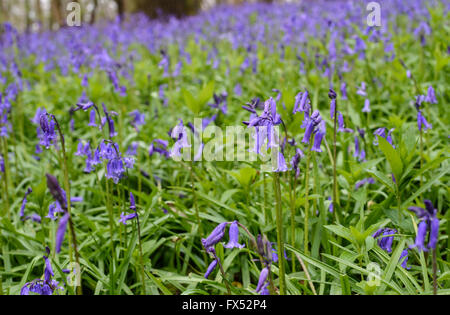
[417,111,432,132]
[204,259,218,279]
[312,121,326,152]
[302,110,322,144]
[129,110,146,131]
[20,188,33,218]
[408,200,440,252]
[337,112,353,133]
[224,221,245,249]
[373,228,397,253]
[425,85,437,104]
[201,222,229,251]
[355,177,375,190]
[88,109,97,127]
[119,212,137,225]
[362,99,371,113]
[399,249,410,269]
[56,213,70,253]
[256,267,269,294]
[38,113,57,149]
[106,158,125,184]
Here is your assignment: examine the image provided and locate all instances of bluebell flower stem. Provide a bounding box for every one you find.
[432,249,437,295]
[289,173,296,272]
[52,115,82,295]
[212,251,231,295]
[273,173,286,295]
[135,214,147,295]
[105,178,116,294]
[304,141,313,257]
[332,98,339,223]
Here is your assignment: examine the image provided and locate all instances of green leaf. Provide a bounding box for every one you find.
[377,136,403,183]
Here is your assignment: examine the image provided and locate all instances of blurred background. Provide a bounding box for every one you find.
[0,0,299,32]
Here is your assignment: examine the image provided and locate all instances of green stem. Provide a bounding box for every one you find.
[52,115,82,295]
[289,173,296,272]
[304,141,313,256]
[273,173,286,295]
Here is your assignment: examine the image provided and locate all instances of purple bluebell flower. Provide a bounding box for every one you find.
[234,83,242,96]
[106,157,125,184]
[417,111,432,132]
[56,213,70,253]
[256,267,269,294]
[20,188,33,218]
[170,120,191,158]
[293,91,310,115]
[408,200,440,252]
[399,249,410,269]
[38,113,57,149]
[201,222,229,251]
[362,99,371,113]
[119,212,137,225]
[273,151,288,172]
[21,255,63,296]
[356,82,367,96]
[312,121,326,152]
[302,110,322,144]
[129,110,146,131]
[88,109,97,127]
[224,221,245,249]
[291,148,303,178]
[337,112,353,133]
[129,192,136,211]
[355,177,375,190]
[425,86,437,104]
[204,259,218,279]
[328,197,333,213]
[373,228,397,253]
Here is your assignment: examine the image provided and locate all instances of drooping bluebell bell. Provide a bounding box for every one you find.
[312,121,326,152]
[56,213,70,253]
[356,82,367,96]
[204,259,218,279]
[355,177,375,190]
[170,120,191,158]
[425,85,437,104]
[408,200,440,252]
[20,188,33,218]
[373,127,394,147]
[417,111,432,132]
[38,113,57,149]
[290,148,304,178]
[209,92,228,115]
[399,249,410,270]
[302,110,322,144]
[129,110,146,131]
[127,142,138,156]
[255,267,269,295]
[88,109,97,127]
[337,112,353,133]
[106,157,125,184]
[373,228,397,253]
[149,139,170,159]
[273,150,288,173]
[362,99,371,113]
[119,212,138,225]
[224,221,245,249]
[201,222,229,251]
[293,91,310,115]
